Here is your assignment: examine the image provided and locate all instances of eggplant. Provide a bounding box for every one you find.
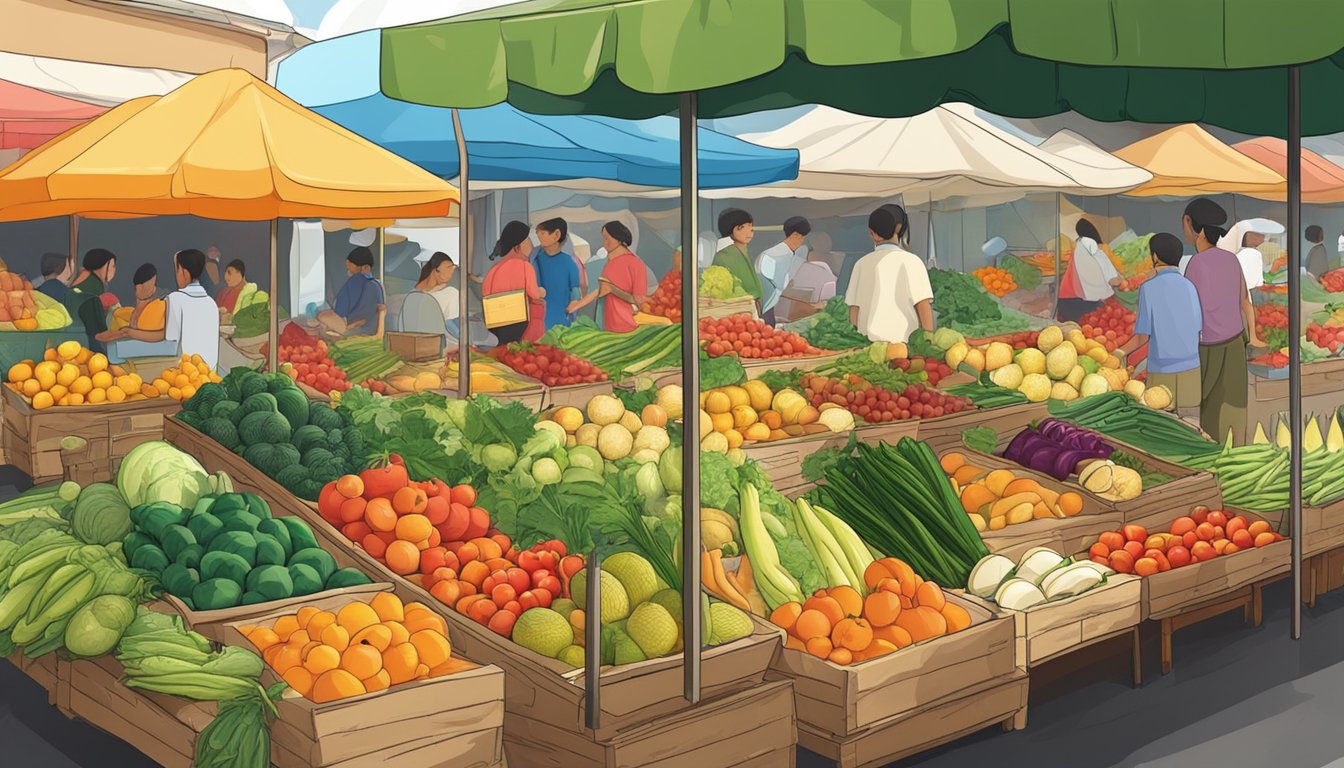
[1003,429,1038,463]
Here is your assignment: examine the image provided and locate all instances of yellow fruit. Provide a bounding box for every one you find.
[34,364,57,390]
[742,380,774,411]
[90,371,112,390]
[66,392,84,406]
[8,363,32,383]
[105,386,126,403]
[153,378,170,394]
[168,387,182,401]
[710,411,734,434]
[48,384,67,401]
[75,348,91,365]
[723,386,750,409]
[369,593,405,624]
[87,353,109,374]
[43,348,57,362]
[20,379,40,398]
[70,376,92,396]
[87,388,107,404]
[180,384,197,400]
[56,364,79,387]
[56,341,81,361]
[724,428,744,449]
[731,405,758,430]
[31,391,53,410]
[337,602,381,636]
[704,391,731,415]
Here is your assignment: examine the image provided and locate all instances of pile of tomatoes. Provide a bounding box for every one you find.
[1251,351,1289,368]
[700,314,817,359]
[1078,298,1135,352]
[425,539,583,639]
[266,324,352,392]
[361,378,390,394]
[641,267,682,322]
[1321,269,1344,293]
[1086,507,1282,577]
[493,343,607,386]
[1255,303,1289,336]
[892,356,953,387]
[1307,323,1344,354]
[800,374,973,423]
[1114,274,1150,292]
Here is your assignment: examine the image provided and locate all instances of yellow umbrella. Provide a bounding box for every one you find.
[1114,124,1285,198]
[0,69,458,221]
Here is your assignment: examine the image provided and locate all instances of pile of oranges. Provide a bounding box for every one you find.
[7,341,146,409]
[767,558,970,666]
[241,592,459,703]
[972,266,1018,297]
[151,354,222,401]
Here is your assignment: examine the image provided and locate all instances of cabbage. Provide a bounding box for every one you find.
[117,441,211,507]
[700,266,747,300]
[635,461,665,501]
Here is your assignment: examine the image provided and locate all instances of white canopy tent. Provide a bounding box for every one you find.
[704,104,1152,204]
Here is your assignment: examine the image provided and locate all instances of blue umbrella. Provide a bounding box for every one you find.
[275,31,799,188]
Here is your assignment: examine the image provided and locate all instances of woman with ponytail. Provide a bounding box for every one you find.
[1181,197,1264,445]
[845,204,933,344]
[482,221,545,345]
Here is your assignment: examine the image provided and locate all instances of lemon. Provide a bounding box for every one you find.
[7,363,32,383]
[87,353,108,374]
[56,364,79,387]
[56,340,81,361]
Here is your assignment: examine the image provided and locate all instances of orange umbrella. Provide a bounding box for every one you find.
[1233,137,1344,203]
[0,69,458,222]
[1114,124,1284,198]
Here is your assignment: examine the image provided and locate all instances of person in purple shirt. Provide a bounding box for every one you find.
[1118,234,1202,422]
[1180,198,1265,446]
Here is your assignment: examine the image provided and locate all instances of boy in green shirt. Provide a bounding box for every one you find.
[712,208,762,309]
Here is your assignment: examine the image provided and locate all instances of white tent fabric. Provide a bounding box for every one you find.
[0,51,192,107]
[705,104,1152,204]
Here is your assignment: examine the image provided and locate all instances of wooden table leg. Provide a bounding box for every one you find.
[1131,627,1143,687]
[1252,583,1264,627]
[1161,618,1173,675]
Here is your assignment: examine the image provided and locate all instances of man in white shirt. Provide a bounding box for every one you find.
[845,205,934,344]
[756,216,810,326]
[116,249,220,370]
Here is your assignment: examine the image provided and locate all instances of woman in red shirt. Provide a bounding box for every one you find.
[482,220,545,345]
[570,221,648,333]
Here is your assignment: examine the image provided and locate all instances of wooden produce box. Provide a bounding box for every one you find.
[541,379,616,410]
[6,651,61,707]
[743,420,920,496]
[385,331,444,363]
[66,655,216,768]
[768,593,1013,740]
[1314,546,1344,596]
[1301,500,1344,558]
[1142,511,1292,620]
[501,678,797,768]
[699,296,758,321]
[1100,437,1222,531]
[222,588,506,768]
[949,449,1122,565]
[796,670,1028,768]
[917,401,1049,454]
[996,573,1143,669]
[2,385,178,483]
[161,582,389,645]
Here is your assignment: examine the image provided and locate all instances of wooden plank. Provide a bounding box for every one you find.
[542,380,616,410]
[6,651,60,706]
[1301,500,1344,558]
[1004,574,1143,668]
[1144,511,1291,619]
[1101,437,1223,531]
[769,593,1012,736]
[162,582,390,645]
[66,656,214,768]
[796,671,1028,768]
[918,401,1050,454]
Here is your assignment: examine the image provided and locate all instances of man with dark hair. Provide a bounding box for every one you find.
[109,264,166,334]
[756,216,811,325]
[114,249,219,369]
[845,205,932,343]
[319,246,385,336]
[36,253,73,300]
[711,208,763,309]
[1306,224,1328,278]
[1118,233,1203,421]
[67,248,118,353]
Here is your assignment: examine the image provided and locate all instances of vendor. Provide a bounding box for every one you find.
[200,245,224,297]
[1057,218,1118,323]
[569,221,647,334]
[112,249,219,370]
[757,216,810,325]
[215,259,248,315]
[1217,219,1283,292]
[67,248,118,354]
[35,253,73,301]
[1117,234,1202,422]
[1181,198,1264,445]
[319,246,385,337]
[1306,225,1329,278]
[110,264,166,332]
[533,218,583,331]
[711,208,763,311]
[846,204,933,344]
[400,251,460,341]
[790,231,838,303]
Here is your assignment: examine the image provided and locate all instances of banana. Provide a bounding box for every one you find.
[26,563,87,624]
[0,576,46,630]
[7,543,75,588]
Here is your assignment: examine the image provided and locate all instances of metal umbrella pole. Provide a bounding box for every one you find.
[679,90,702,705]
[1287,65,1303,640]
[268,219,279,373]
[452,107,471,398]
[69,215,79,262]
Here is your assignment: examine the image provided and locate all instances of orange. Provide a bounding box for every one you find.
[829,586,862,618]
[895,606,948,644]
[336,602,381,635]
[395,514,433,544]
[828,647,853,666]
[831,618,873,653]
[106,386,126,403]
[402,609,447,636]
[286,629,311,647]
[385,540,421,575]
[350,624,394,653]
[272,615,300,642]
[320,623,351,652]
[296,606,320,629]
[369,592,405,623]
[282,666,314,697]
[266,644,303,674]
[1057,492,1084,517]
[802,594,844,628]
[392,486,428,516]
[769,603,802,634]
[306,610,337,639]
[335,474,364,499]
[409,630,452,668]
[863,591,902,628]
[793,609,832,642]
[304,645,341,675]
[913,581,946,612]
[341,644,384,680]
[87,388,107,405]
[804,636,833,659]
[361,669,391,693]
[384,621,410,647]
[365,498,397,532]
[941,603,972,633]
[247,626,280,651]
[383,643,420,685]
[311,669,366,703]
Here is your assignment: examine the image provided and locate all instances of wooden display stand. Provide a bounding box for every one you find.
[770,594,1024,768]
[222,590,506,768]
[1246,359,1344,442]
[917,401,1050,454]
[1300,500,1344,559]
[542,380,616,410]
[1099,438,1223,532]
[999,573,1144,674]
[699,296,758,321]
[947,448,1122,564]
[6,651,61,708]
[743,421,920,496]
[2,385,178,483]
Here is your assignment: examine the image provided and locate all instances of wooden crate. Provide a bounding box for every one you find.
[542,380,616,410]
[1301,500,1344,558]
[1000,573,1143,669]
[917,401,1050,454]
[768,593,1013,738]
[66,655,216,768]
[743,421,919,496]
[2,385,177,483]
[1316,547,1344,596]
[385,331,444,363]
[1100,438,1222,531]
[739,351,847,381]
[1143,511,1292,620]
[795,670,1028,768]
[948,449,1122,564]
[500,678,797,768]
[699,296,758,321]
[161,582,390,645]
[6,651,61,707]
[221,589,506,768]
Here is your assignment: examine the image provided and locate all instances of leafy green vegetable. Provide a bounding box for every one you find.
[615,387,658,414]
[803,297,869,350]
[699,452,740,512]
[813,350,924,393]
[700,351,745,389]
[801,431,858,484]
[929,268,1002,328]
[1110,449,1174,488]
[962,426,998,454]
[757,368,804,394]
[700,265,748,300]
[998,256,1043,291]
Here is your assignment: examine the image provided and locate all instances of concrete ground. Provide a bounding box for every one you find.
[2,455,1340,767]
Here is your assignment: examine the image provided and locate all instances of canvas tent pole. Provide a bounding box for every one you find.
[452,108,471,398]
[1287,65,1303,640]
[378,228,385,284]
[679,91,702,705]
[269,219,279,373]
[1053,193,1063,319]
[69,215,79,261]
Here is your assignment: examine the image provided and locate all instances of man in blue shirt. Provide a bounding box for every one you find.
[533,218,583,330]
[1118,233,1203,421]
[321,246,385,336]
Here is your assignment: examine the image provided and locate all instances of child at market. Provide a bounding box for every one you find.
[1117,233,1202,423]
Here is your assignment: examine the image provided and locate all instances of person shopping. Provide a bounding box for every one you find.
[569,221,648,334]
[1117,234,1203,421]
[533,218,583,331]
[845,204,934,344]
[756,216,810,326]
[482,221,544,345]
[66,248,118,354]
[319,247,385,337]
[113,249,220,370]
[1056,218,1118,323]
[1181,198,1264,445]
[400,251,459,340]
[109,264,166,333]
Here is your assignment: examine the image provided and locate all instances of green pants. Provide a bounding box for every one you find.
[1199,335,1248,445]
